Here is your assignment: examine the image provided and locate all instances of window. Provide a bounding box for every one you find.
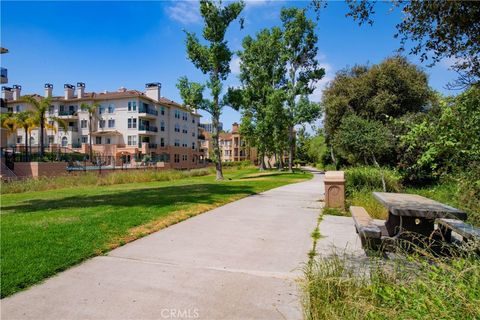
[174,139,180,147]
[192,131,195,137]
[95,137,102,144]
[108,104,115,113]
[108,119,115,128]
[182,155,188,161]
[174,110,181,119]
[182,141,188,147]
[81,136,88,143]
[160,138,165,147]
[81,120,87,128]
[127,135,137,146]
[99,105,105,114]
[160,121,165,132]
[99,120,106,128]
[128,118,137,129]
[15,105,21,112]
[61,137,68,147]
[192,118,195,124]
[106,138,111,144]
[182,112,188,121]
[192,142,196,150]
[128,101,137,112]
[174,123,180,132]
[48,105,54,114]
[17,136,22,144]
[174,154,180,163]
[160,106,165,115]
[182,125,188,134]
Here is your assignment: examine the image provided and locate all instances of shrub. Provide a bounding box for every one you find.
[345,166,402,195]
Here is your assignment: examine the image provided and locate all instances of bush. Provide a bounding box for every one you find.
[221,160,252,168]
[345,166,402,195]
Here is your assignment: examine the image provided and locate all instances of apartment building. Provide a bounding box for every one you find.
[202,123,257,163]
[2,82,205,169]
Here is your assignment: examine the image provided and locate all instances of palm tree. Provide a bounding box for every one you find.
[80,102,99,160]
[10,111,35,161]
[22,96,67,157]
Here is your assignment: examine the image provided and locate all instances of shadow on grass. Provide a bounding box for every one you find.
[2,184,257,214]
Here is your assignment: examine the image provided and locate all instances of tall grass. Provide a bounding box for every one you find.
[303,245,480,320]
[343,167,402,219]
[1,167,215,194]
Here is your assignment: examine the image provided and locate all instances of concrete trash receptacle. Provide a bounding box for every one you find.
[324,171,345,210]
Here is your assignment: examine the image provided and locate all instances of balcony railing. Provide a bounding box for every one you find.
[138,142,157,149]
[139,124,158,132]
[139,107,158,116]
[59,110,77,116]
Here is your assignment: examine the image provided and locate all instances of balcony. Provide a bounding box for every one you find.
[138,124,158,133]
[0,67,7,84]
[138,142,158,149]
[138,107,158,118]
[58,110,78,118]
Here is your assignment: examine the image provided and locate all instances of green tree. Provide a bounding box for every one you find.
[312,0,480,87]
[333,115,394,191]
[323,56,433,141]
[228,27,287,170]
[177,0,244,180]
[80,102,99,161]
[399,86,480,182]
[9,111,36,161]
[281,7,325,172]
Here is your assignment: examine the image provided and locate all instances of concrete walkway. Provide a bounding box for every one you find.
[2,171,325,320]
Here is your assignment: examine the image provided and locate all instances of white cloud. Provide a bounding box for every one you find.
[165,1,201,25]
[230,56,241,75]
[309,60,334,103]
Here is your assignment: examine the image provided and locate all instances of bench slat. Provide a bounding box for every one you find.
[436,218,480,241]
[350,206,382,239]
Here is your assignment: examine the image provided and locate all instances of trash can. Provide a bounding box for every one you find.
[324,171,345,210]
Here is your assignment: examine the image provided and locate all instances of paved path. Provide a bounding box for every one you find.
[2,171,324,320]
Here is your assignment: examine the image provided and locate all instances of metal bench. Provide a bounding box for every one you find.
[436,218,480,243]
[350,206,383,250]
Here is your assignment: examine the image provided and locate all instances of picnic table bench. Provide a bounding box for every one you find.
[351,192,478,251]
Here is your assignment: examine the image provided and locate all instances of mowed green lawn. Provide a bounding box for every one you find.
[0,168,311,298]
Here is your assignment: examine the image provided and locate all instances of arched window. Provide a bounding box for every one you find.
[61,136,68,147]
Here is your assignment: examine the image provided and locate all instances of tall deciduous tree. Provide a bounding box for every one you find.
[228,27,287,170]
[281,7,324,172]
[178,0,244,180]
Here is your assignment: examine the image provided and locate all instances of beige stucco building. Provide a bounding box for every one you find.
[2,82,206,169]
[201,123,257,163]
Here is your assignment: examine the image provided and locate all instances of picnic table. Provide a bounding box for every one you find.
[372,192,467,237]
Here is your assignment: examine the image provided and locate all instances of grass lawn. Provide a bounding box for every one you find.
[0,167,311,298]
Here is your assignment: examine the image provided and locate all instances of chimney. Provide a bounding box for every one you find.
[232,122,239,132]
[44,83,53,98]
[12,84,21,101]
[145,82,161,102]
[1,86,13,101]
[64,84,75,100]
[76,82,85,98]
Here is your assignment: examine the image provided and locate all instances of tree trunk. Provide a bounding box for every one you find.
[259,151,266,171]
[372,154,386,192]
[89,114,93,161]
[212,112,224,180]
[330,145,338,170]
[288,125,294,172]
[279,153,284,171]
[24,127,29,162]
[40,112,45,157]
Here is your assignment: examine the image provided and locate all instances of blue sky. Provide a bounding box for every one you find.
[1,0,458,130]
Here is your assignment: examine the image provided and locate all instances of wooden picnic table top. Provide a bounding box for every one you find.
[372,192,467,220]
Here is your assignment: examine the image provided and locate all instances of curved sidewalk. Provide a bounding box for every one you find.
[2,171,324,320]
